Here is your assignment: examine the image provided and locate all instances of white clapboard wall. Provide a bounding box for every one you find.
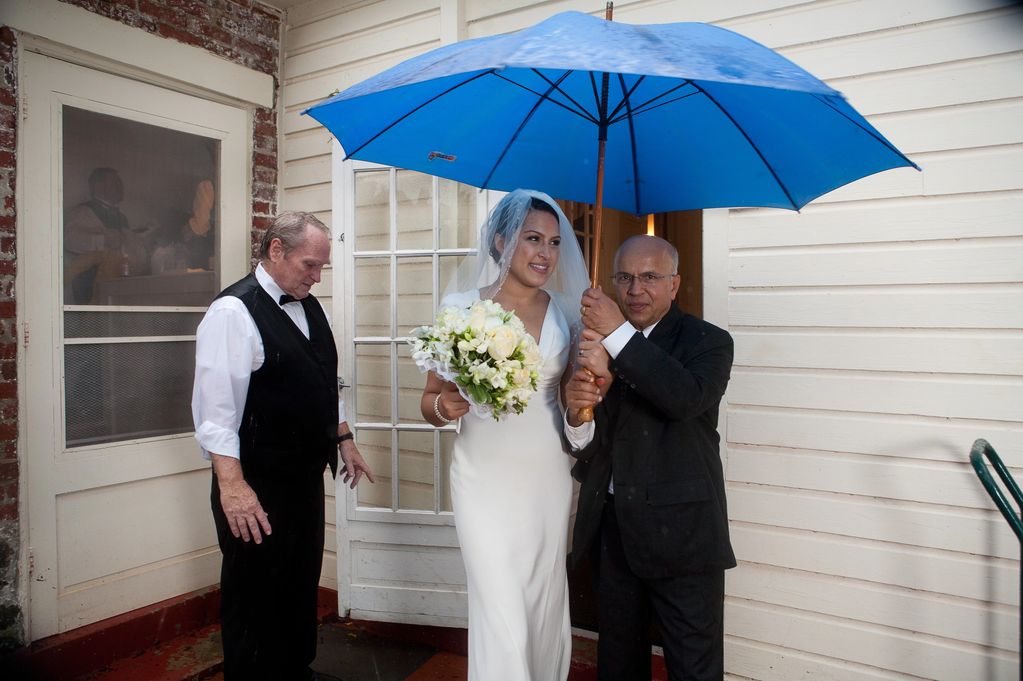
[280,0,1023,678]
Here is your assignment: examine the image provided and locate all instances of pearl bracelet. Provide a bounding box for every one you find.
[433,393,455,424]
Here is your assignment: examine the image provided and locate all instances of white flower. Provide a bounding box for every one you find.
[488,325,518,361]
[406,298,542,421]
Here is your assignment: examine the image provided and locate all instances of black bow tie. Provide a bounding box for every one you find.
[279,294,299,306]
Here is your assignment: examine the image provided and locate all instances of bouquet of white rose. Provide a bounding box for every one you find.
[408,299,543,421]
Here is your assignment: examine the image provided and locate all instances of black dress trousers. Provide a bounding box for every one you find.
[597,496,725,681]
[212,469,325,681]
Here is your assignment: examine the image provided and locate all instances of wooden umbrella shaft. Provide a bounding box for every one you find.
[579,3,614,424]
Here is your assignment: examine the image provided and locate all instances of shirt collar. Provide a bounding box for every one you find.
[255,262,291,306]
[640,320,659,338]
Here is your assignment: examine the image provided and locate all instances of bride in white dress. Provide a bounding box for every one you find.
[419,189,589,681]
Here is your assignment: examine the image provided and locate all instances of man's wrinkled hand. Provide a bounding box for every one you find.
[577,327,612,385]
[339,440,376,489]
[566,369,604,427]
[218,478,272,544]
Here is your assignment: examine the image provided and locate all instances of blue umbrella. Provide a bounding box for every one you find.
[303,9,917,220]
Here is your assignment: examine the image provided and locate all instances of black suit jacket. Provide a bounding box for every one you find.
[570,305,736,579]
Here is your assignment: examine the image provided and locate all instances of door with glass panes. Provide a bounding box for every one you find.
[21,52,248,639]
[335,156,493,625]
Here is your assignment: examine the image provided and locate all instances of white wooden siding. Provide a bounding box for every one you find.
[282,0,1023,677]
[712,0,1023,678]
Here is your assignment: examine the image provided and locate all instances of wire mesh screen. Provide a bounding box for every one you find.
[64,310,205,338]
[64,340,196,447]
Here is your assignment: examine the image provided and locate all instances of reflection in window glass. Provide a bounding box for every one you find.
[61,106,221,449]
[440,431,455,513]
[396,256,432,334]
[396,171,433,251]
[439,179,477,250]
[356,343,391,425]
[62,107,220,307]
[354,170,390,252]
[397,430,434,511]
[397,349,427,426]
[355,257,391,338]
[355,429,392,510]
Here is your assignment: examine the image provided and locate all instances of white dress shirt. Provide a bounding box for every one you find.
[192,263,347,460]
[564,319,659,451]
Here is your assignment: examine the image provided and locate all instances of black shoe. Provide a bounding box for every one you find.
[310,673,344,681]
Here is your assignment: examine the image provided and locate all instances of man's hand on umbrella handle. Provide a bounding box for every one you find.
[566,368,604,427]
[581,286,625,335]
[577,328,612,387]
[575,327,611,422]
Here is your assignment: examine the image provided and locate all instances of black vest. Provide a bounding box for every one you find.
[218,274,339,479]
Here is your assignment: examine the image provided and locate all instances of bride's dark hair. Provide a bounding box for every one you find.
[488,196,559,262]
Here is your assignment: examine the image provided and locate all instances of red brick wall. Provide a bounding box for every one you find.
[0,24,19,652]
[0,0,282,650]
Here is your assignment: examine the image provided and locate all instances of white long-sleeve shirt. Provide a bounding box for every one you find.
[191,263,347,460]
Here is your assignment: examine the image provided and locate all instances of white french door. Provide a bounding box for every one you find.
[20,51,248,639]
[333,151,498,625]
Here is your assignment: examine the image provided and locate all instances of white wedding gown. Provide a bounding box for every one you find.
[445,290,574,681]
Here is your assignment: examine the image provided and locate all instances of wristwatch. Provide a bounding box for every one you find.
[337,432,355,443]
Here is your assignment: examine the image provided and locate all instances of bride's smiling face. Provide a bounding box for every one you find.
[498,209,561,289]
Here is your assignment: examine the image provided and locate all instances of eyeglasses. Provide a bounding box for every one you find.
[612,272,676,287]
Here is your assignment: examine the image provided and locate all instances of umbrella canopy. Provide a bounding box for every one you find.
[303,10,917,216]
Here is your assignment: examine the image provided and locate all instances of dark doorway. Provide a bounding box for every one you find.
[559,203,704,634]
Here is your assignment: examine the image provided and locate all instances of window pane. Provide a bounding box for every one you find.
[396,256,433,335]
[355,429,392,510]
[397,347,427,426]
[62,106,219,307]
[355,343,391,424]
[439,254,471,301]
[354,169,389,252]
[440,431,455,513]
[64,310,205,338]
[65,341,195,447]
[396,170,432,251]
[397,430,434,511]
[439,179,477,249]
[354,257,390,337]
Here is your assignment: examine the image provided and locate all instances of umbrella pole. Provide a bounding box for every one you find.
[591,140,606,286]
[578,2,614,424]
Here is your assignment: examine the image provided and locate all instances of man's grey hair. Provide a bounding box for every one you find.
[258,211,330,259]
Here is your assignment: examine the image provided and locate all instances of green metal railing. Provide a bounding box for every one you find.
[969,438,1022,680]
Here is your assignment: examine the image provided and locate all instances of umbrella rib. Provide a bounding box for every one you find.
[813,94,921,170]
[605,75,646,122]
[480,71,575,190]
[492,71,598,124]
[528,70,601,124]
[689,82,800,210]
[616,73,642,215]
[589,72,603,123]
[341,69,497,160]
[615,81,695,120]
[608,90,701,125]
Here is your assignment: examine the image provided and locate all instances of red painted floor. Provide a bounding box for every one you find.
[76,621,668,681]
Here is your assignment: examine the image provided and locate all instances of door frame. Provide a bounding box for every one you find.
[331,144,498,626]
[17,49,250,639]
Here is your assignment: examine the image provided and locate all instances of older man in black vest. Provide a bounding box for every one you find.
[565,235,734,681]
[192,211,374,681]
